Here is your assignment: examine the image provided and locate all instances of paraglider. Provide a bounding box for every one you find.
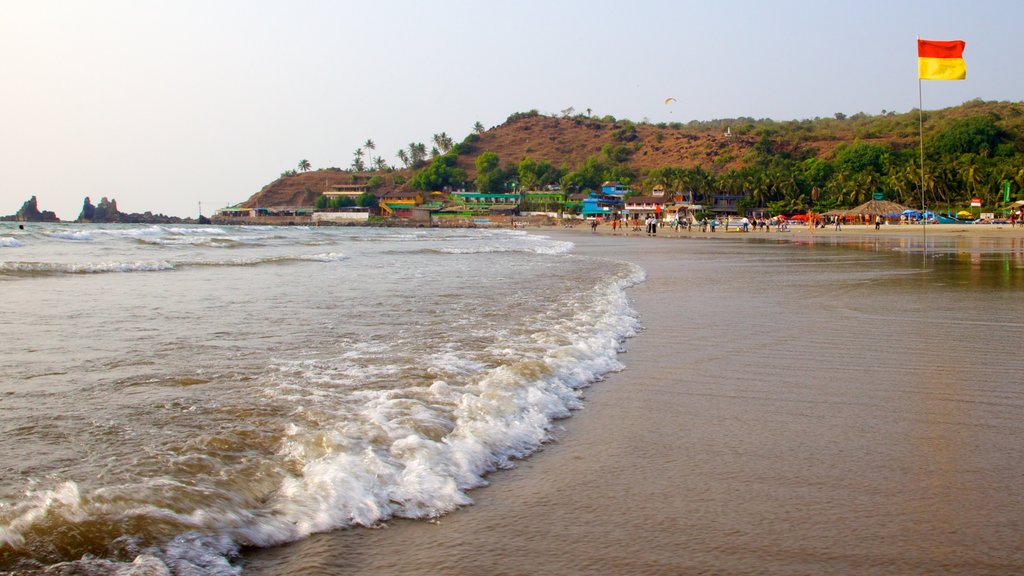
[664,97,677,105]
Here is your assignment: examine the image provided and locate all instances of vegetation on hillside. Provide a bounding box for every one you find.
[255,99,1024,213]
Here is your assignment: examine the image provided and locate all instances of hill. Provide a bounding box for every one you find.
[240,99,1024,213]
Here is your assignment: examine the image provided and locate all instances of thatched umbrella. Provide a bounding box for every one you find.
[845,199,909,216]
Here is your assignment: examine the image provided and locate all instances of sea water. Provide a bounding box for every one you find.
[0,223,643,574]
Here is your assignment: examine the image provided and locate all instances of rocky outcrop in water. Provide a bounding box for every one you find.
[76,196,193,224]
[1,196,60,222]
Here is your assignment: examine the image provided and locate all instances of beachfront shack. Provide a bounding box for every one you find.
[711,193,745,216]
[449,192,520,211]
[581,191,622,219]
[521,190,566,213]
[379,191,422,218]
[624,196,667,220]
[601,181,632,196]
[322,183,369,202]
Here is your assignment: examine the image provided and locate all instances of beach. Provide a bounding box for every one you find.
[2,222,1023,575]
[244,224,1024,575]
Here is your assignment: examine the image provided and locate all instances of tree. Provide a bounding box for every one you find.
[352,149,366,172]
[408,142,428,168]
[356,191,378,208]
[397,149,410,168]
[473,121,485,135]
[298,159,311,172]
[474,151,504,193]
[364,139,376,158]
[931,116,1004,157]
[433,132,453,153]
[352,148,368,171]
[410,153,467,191]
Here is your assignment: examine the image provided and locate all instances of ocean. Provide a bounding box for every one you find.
[4,222,1024,575]
[0,223,642,574]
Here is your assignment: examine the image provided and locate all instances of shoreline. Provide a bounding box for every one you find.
[242,226,1024,575]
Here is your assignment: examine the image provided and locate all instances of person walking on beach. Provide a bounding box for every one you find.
[874,215,882,230]
[590,219,598,233]
[834,217,842,231]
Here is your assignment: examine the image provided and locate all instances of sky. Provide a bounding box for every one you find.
[2,0,1022,220]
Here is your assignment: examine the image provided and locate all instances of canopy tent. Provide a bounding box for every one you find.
[844,199,910,216]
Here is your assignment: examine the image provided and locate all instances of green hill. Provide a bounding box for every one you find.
[242,99,1024,214]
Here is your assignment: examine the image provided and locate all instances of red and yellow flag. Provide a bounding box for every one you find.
[918,39,966,80]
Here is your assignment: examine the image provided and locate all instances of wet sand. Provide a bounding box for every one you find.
[245,226,1024,575]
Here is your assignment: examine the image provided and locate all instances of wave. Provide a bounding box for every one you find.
[0,253,347,277]
[137,236,250,247]
[437,239,575,255]
[0,257,645,575]
[0,238,23,248]
[45,230,93,241]
[250,260,644,540]
[0,260,177,275]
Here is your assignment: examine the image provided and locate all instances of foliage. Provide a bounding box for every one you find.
[410,153,467,191]
[356,191,378,208]
[517,157,562,191]
[929,116,1005,157]
[474,151,505,193]
[506,110,540,123]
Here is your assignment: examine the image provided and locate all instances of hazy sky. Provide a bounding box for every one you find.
[2,0,1021,219]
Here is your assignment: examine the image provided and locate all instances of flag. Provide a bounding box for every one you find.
[918,39,966,80]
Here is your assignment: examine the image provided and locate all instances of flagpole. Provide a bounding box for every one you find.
[917,35,927,249]
[919,76,926,248]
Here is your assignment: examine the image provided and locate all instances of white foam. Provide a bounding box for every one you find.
[298,252,348,262]
[254,259,645,542]
[0,237,23,247]
[0,481,85,548]
[47,230,93,241]
[0,260,176,274]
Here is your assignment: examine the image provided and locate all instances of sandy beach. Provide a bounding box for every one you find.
[244,224,1024,575]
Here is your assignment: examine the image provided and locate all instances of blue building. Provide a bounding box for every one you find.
[581,192,623,218]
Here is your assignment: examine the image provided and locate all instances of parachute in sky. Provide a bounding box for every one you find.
[664,97,677,105]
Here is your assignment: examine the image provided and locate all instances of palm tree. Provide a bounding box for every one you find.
[364,139,375,162]
[397,149,410,168]
[473,121,485,135]
[298,159,311,172]
[432,132,453,153]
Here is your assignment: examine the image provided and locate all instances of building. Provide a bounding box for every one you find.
[449,192,520,212]
[581,192,623,219]
[711,193,746,215]
[522,190,567,212]
[623,196,667,219]
[378,191,422,217]
[601,181,631,196]
[322,183,369,200]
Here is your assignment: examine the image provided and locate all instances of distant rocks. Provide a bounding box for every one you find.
[76,196,193,224]
[0,196,60,222]
[2,196,198,224]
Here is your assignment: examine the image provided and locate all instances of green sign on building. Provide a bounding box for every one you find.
[872,192,885,201]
